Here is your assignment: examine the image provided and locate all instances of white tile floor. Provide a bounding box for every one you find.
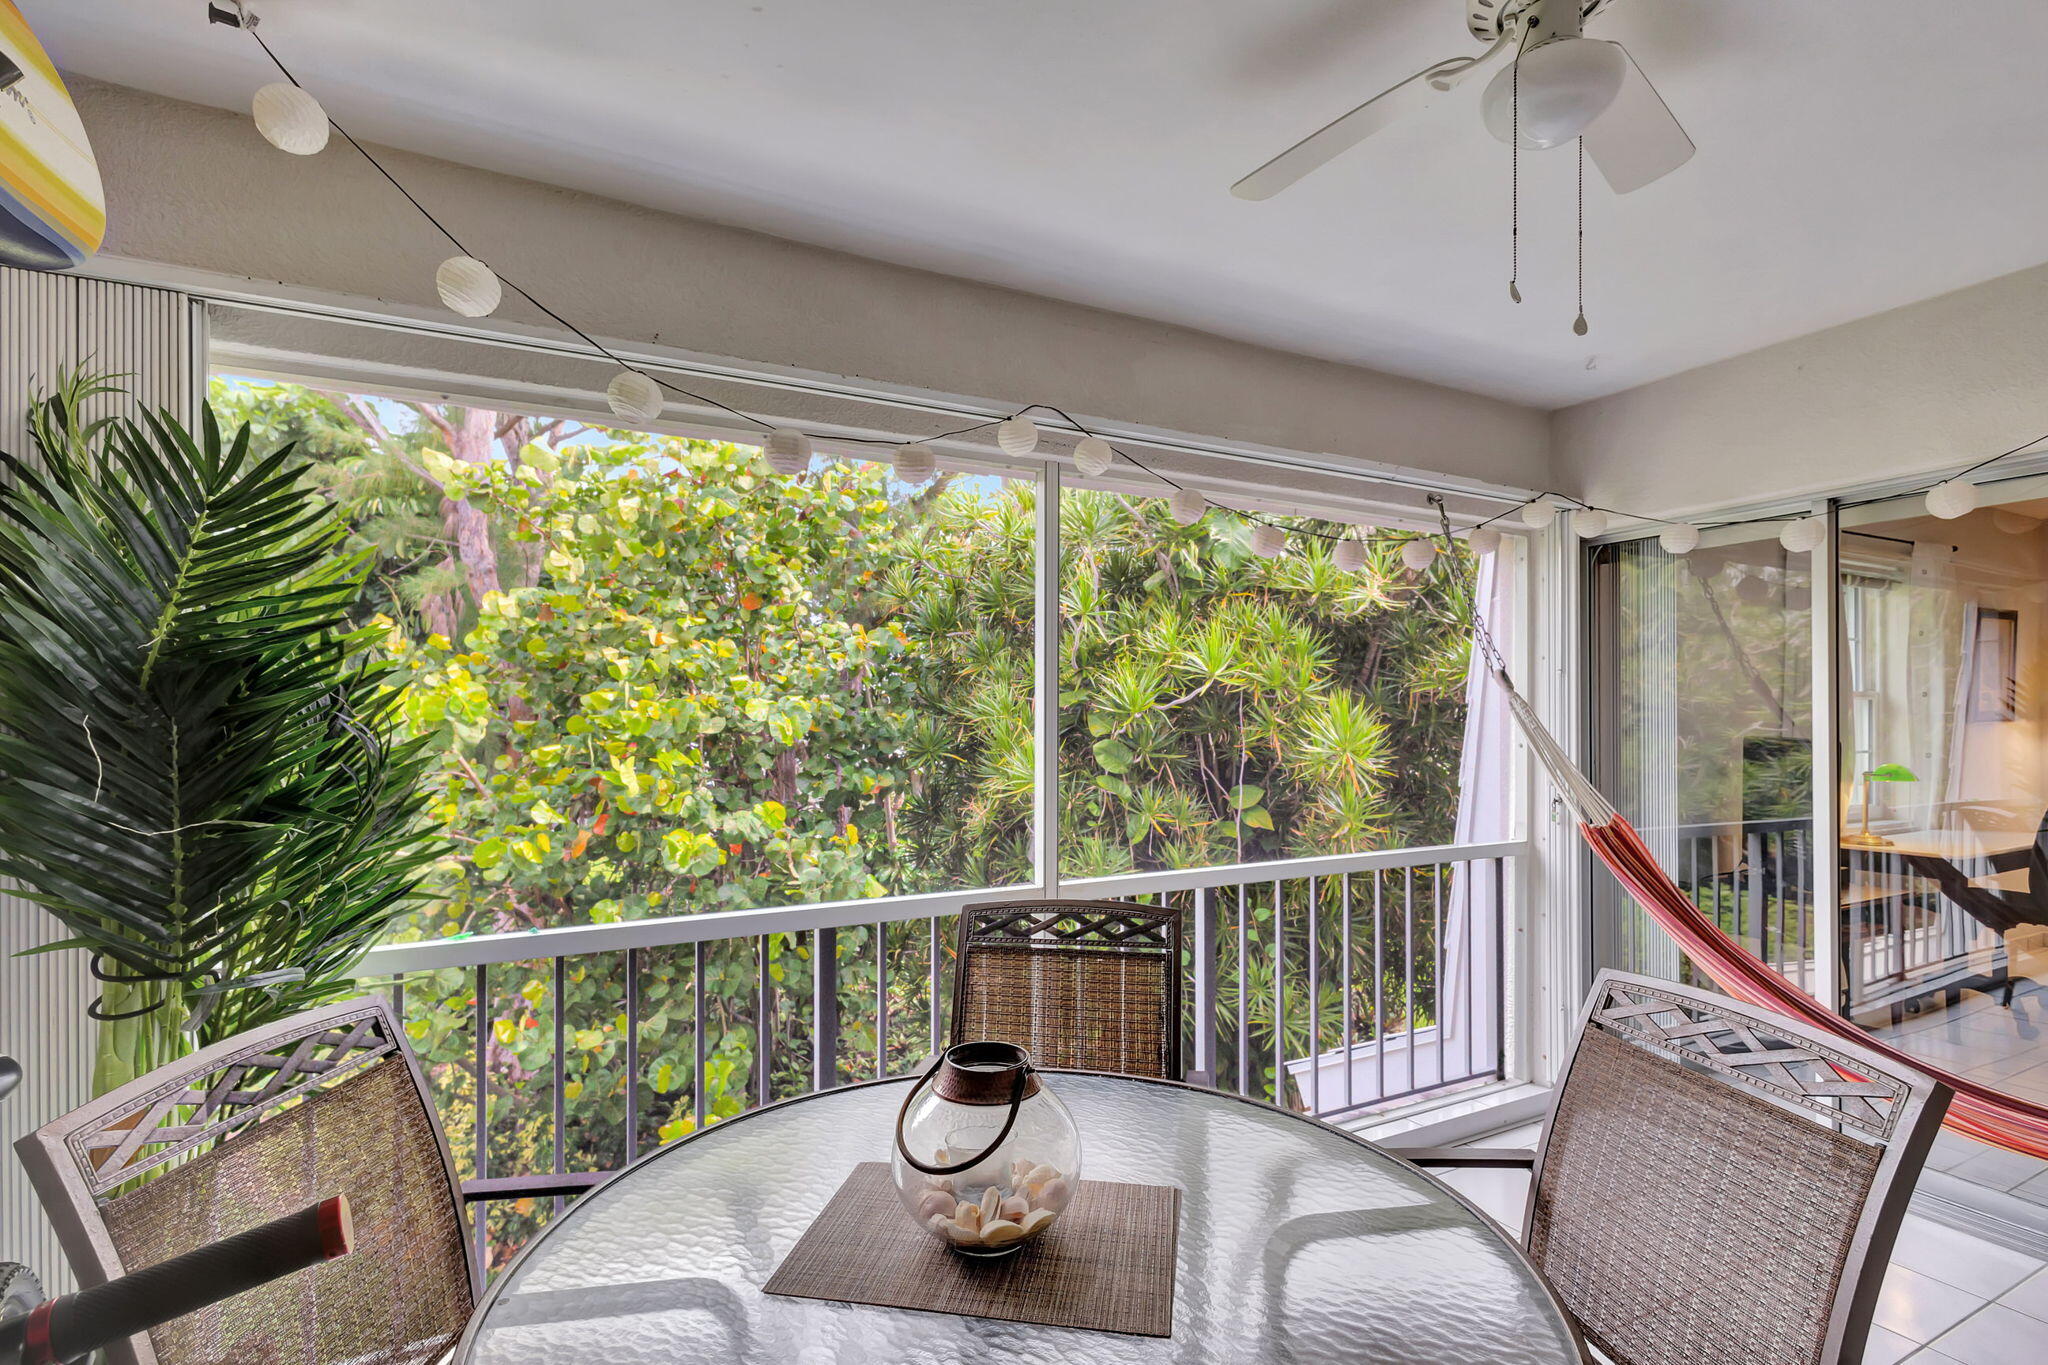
[1439,1123,2048,1364]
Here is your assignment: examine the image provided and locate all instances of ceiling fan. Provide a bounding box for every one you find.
[1232,0,1693,201]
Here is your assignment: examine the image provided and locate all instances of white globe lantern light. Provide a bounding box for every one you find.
[1465,525,1503,556]
[1519,499,1557,529]
[1926,478,1979,520]
[893,443,937,486]
[1333,538,1367,572]
[1779,515,1827,554]
[605,371,663,425]
[1168,488,1206,526]
[1072,436,1114,479]
[1400,539,1438,573]
[1657,523,1701,555]
[995,417,1040,457]
[1571,507,1609,539]
[1250,524,1287,559]
[764,428,813,477]
[252,82,330,155]
[435,256,502,318]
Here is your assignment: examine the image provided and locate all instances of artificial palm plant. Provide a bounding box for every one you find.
[0,374,437,1092]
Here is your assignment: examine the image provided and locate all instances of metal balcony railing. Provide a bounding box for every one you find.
[361,838,1523,1271]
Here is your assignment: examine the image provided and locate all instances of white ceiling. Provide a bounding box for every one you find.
[28,0,2048,407]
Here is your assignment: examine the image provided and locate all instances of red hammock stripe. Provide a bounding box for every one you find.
[1584,815,2048,1160]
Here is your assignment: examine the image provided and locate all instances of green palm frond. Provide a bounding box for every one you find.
[0,376,439,1082]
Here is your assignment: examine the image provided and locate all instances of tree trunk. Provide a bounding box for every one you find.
[422,555,463,643]
[443,407,503,611]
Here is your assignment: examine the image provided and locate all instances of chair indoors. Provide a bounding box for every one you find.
[950,897,1208,1084]
[1393,970,1952,1365]
[12,996,583,1365]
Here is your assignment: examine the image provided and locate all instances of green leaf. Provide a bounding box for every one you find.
[1242,805,1275,831]
[1229,784,1265,811]
[1092,737,1134,774]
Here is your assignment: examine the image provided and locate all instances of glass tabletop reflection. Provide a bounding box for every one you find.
[456,1073,1581,1365]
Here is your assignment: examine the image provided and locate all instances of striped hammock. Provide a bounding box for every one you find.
[1496,663,2048,1159]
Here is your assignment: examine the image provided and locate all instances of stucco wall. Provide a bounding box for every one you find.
[70,76,1551,494]
[1553,261,2048,519]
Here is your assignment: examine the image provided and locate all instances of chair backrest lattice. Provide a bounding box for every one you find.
[951,899,1183,1079]
[1523,972,1950,1365]
[16,998,475,1365]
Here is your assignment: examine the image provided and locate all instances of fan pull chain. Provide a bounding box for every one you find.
[1508,53,1522,304]
[1572,136,1589,336]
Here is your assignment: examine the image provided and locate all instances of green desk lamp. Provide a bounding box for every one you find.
[1843,762,1917,849]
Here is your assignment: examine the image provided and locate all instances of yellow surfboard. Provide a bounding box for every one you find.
[0,0,105,270]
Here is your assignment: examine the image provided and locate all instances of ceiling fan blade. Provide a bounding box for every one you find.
[1582,43,1694,194]
[1231,27,1520,201]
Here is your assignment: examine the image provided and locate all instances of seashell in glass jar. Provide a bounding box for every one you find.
[892,1041,1081,1258]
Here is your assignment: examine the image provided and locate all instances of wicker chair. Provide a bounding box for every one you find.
[14,997,484,1365]
[950,898,1192,1081]
[1397,971,1952,1365]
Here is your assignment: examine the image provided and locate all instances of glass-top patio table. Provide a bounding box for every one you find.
[455,1072,1583,1364]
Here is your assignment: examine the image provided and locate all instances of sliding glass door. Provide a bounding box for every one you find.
[1589,486,2048,1207]
[1586,529,1817,988]
[1836,485,2048,1202]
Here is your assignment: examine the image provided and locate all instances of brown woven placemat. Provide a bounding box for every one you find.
[763,1162,1180,1338]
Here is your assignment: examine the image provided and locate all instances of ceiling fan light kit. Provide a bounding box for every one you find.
[1479,38,1627,150]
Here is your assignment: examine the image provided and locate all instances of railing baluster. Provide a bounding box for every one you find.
[1463,862,1476,1083]
[1341,874,1354,1113]
[1306,876,1321,1116]
[1271,879,1285,1108]
[1493,858,1507,1080]
[756,935,774,1107]
[1431,864,1443,1093]
[692,941,707,1130]
[1403,866,1416,1099]
[1373,870,1386,1106]
[814,927,839,1094]
[928,916,943,1056]
[473,963,489,1277]
[625,948,640,1165]
[552,956,566,1214]
[1236,883,1250,1097]
[1192,887,1217,1084]
[874,921,887,1080]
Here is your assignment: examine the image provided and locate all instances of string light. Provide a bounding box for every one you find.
[1333,538,1367,572]
[1072,436,1114,479]
[1926,478,1979,520]
[1657,523,1701,555]
[995,417,1040,458]
[435,256,502,318]
[893,442,937,486]
[251,81,329,154]
[605,371,663,424]
[1400,539,1438,573]
[1779,515,1827,554]
[764,428,813,477]
[222,19,2048,570]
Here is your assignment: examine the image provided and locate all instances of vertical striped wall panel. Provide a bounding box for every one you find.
[0,266,198,1289]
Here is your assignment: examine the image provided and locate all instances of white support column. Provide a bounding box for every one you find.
[1525,522,1586,1089]
[1032,461,1062,895]
[1809,497,1844,1012]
